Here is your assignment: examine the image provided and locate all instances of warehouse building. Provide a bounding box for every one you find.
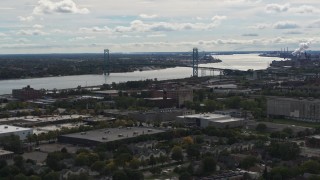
[12,85,44,100]
[58,127,165,146]
[176,113,245,128]
[267,97,320,122]
[0,125,33,140]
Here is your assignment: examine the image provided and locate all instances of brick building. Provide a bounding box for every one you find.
[12,85,44,100]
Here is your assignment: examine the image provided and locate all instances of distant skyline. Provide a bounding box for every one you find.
[1,0,320,54]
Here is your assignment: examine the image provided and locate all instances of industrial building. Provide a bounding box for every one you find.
[128,108,194,122]
[12,85,44,100]
[267,97,320,122]
[176,113,245,128]
[0,149,14,160]
[0,125,33,140]
[58,127,165,146]
[151,88,193,107]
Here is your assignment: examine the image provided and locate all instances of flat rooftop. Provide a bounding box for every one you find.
[268,97,320,103]
[0,115,90,124]
[59,127,165,143]
[0,149,14,156]
[94,90,119,94]
[0,125,32,134]
[178,113,229,120]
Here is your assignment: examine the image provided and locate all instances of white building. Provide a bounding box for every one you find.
[176,113,245,128]
[0,125,33,140]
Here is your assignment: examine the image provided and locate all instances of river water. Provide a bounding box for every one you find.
[0,54,282,95]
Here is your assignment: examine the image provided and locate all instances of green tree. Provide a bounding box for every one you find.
[202,156,216,174]
[149,155,156,167]
[268,142,300,160]
[129,158,140,169]
[0,135,23,153]
[13,155,24,169]
[301,160,320,174]
[171,146,184,162]
[43,171,59,180]
[179,172,192,180]
[91,161,106,173]
[256,123,267,132]
[13,173,28,180]
[186,144,200,160]
[113,170,128,180]
[239,156,257,170]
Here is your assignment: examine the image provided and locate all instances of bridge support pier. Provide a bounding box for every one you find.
[193,48,199,77]
[104,49,110,75]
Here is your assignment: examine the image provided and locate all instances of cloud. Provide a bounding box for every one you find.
[18,16,34,22]
[139,14,158,19]
[79,26,112,33]
[147,34,167,38]
[33,24,44,29]
[273,21,299,29]
[69,36,96,41]
[33,0,89,15]
[307,19,320,28]
[250,23,269,29]
[266,3,290,13]
[114,18,226,33]
[242,33,258,36]
[16,38,30,43]
[211,15,227,22]
[294,5,319,14]
[0,33,7,37]
[284,30,303,34]
[266,3,319,14]
[17,29,48,36]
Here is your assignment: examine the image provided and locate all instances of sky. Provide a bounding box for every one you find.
[0,0,320,54]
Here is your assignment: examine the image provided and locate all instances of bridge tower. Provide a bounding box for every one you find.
[104,49,110,75]
[193,48,199,77]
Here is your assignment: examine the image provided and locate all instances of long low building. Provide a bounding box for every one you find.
[176,113,245,128]
[267,97,320,122]
[0,125,33,140]
[58,127,166,146]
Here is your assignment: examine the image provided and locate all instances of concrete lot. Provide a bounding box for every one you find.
[38,143,85,153]
[23,151,47,164]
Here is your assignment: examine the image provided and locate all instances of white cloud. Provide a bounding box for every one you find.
[18,16,34,22]
[139,14,158,19]
[211,15,227,22]
[273,21,299,29]
[16,38,30,43]
[0,33,7,37]
[266,3,290,13]
[242,33,258,36]
[33,24,44,29]
[33,0,89,15]
[69,36,95,41]
[266,3,319,14]
[147,34,167,38]
[17,29,48,36]
[250,23,269,29]
[114,18,226,33]
[308,19,320,28]
[79,26,112,33]
[294,5,319,14]
[284,30,303,34]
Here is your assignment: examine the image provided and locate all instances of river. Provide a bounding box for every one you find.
[0,54,282,95]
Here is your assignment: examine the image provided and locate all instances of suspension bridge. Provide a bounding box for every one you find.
[103,48,236,78]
